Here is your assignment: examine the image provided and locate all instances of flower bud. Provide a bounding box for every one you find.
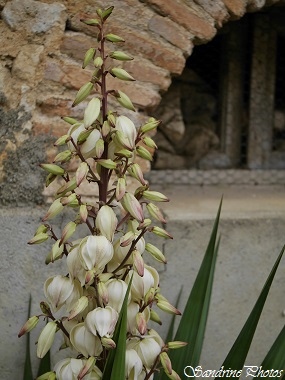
[116,177,126,201]
[96,205,118,241]
[77,356,96,380]
[160,352,173,375]
[121,193,144,223]
[97,281,109,305]
[120,231,135,247]
[138,218,152,229]
[81,18,100,26]
[40,164,65,176]
[110,67,135,81]
[167,341,187,349]
[136,145,153,161]
[97,159,117,169]
[76,162,89,186]
[61,193,77,206]
[101,336,116,349]
[105,279,128,312]
[156,299,181,315]
[49,239,64,263]
[84,97,101,128]
[133,249,144,277]
[127,163,146,185]
[142,136,157,149]
[151,226,173,239]
[94,56,103,68]
[146,203,166,223]
[95,138,104,158]
[42,198,64,221]
[72,82,93,107]
[114,149,133,158]
[53,150,72,164]
[140,118,161,134]
[79,204,88,222]
[68,296,88,320]
[28,232,49,245]
[40,302,51,315]
[101,5,114,20]
[105,33,125,43]
[107,113,116,127]
[54,134,70,146]
[36,371,56,380]
[63,116,78,125]
[101,120,111,137]
[109,51,134,61]
[18,316,39,337]
[144,287,156,305]
[145,243,166,263]
[56,178,77,197]
[45,173,57,187]
[115,90,135,111]
[82,48,96,69]
[136,312,147,335]
[60,221,77,245]
[165,369,181,380]
[143,190,169,202]
[37,321,57,358]
[150,309,162,325]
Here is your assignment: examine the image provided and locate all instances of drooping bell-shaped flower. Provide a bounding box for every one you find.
[44,275,74,312]
[132,335,162,370]
[67,124,101,159]
[115,115,137,150]
[54,358,102,380]
[79,235,114,273]
[70,322,103,358]
[66,243,86,286]
[125,349,143,380]
[85,306,118,338]
[95,205,117,241]
[126,265,159,302]
[105,278,128,312]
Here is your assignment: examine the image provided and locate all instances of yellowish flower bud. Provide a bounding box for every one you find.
[150,309,162,325]
[82,48,96,69]
[97,159,117,169]
[54,134,70,146]
[142,136,157,149]
[42,198,64,221]
[81,18,100,26]
[18,316,39,337]
[53,150,72,164]
[146,203,166,223]
[105,33,125,43]
[127,163,146,185]
[60,193,77,206]
[62,116,78,125]
[160,352,173,375]
[95,138,104,158]
[140,118,161,134]
[36,371,56,380]
[120,231,135,247]
[94,56,103,68]
[50,239,64,263]
[145,243,167,263]
[101,120,111,137]
[68,296,88,320]
[101,336,116,349]
[136,312,147,335]
[110,51,134,61]
[60,221,77,245]
[72,82,93,107]
[28,232,49,245]
[167,341,187,349]
[151,226,173,239]
[110,67,135,81]
[121,193,144,223]
[40,163,65,176]
[116,90,135,111]
[77,356,96,380]
[136,145,153,161]
[56,178,77,197]
[143,190,169,202]
[79,204,88,222]
[37,321,57,358]
[84,97,101,128]
[156,299,181,315]
[76,162,89,187]
[116,177,126,201]
[133,249,144,277]
[114,149,133,158]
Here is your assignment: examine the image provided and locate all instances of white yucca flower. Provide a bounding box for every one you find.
[105,278,128,312]
[85,305,118,337]
[54,358,102,380]
[44,275,74,312]
[95,205,118,241]
[70,322,103,358]
[79,235,114,273]
[115,115,137,149]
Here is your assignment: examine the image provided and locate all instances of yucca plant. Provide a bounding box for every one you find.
[18,6,285,380]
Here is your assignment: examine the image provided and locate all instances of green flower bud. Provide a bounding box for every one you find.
[150,309,162,325]
[127,163,146,185]
[160,352,173,375]
[37,321,57,358]
[116,177,126,201]
[68,296,89,320]
[35,224,48,235]
[81,18,100,26]
[76,162,89,186]
[60,193,77,206]
[36,371,56,380]
[105,33,125,43]
[97,159,117,169]
[167,341,187,349]
[40,302,51,315]
[156,299,181,315]
[42,198,64,221]
[79,204,88,222]
[101,6,114,20]
[109,51,134,61]
[136,146,153,161]
[101,337,116,349]
[110,67,135,81]
[56,178,77,197]
[107,113,116,127]
[140,118,161,134]
[121,193,144,223]
[82,48,96,69]
[84,97,101,128]
[28,232,49,245]
[49,239,64,263]
[115,90,135,111]
[18,316,39,337]
[102,120,111,137]
[40,164,65,176]
[95,138,104,158]
[60,221,77,245]
[94,56,103,68]
[143,190,169,202]
[54,134,70,146]
[145,243,167,263]
[72,82,93,107]
[62,116,78,125]
[45,173,57,187]
[151,226,173,239]
[142,136,157,149]
[114,149,133,158]
[77,357,96,380]
[146,203,166,223]
[144,287,156,305]
[53,150,72,164]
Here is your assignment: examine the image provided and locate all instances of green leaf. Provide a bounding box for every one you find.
[102,275,133,380]
[37,345,51,376]
[215,244,285,378]
[23,295,33,380]
[253,323,285,378]
[162,199,222,379]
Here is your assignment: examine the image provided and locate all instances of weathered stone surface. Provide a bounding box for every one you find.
[12,44,44,82]
[247,0,266,10]
[223,0,246,18]
[193,0,230,27]
[148,15,193,55]
[60,31,95,62]
[2,0,66,33]
[144,0,217,42]
[33,114,68,138]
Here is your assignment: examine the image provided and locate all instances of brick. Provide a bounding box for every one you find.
[222,0,246,18]
[145,0,216,42]
[194,0,230,27]
[148,15,193,55]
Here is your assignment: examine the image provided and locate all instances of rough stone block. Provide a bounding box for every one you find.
[60,31,95,62]
[12,44,44,82]
[193,0,230,27]
[148,15,193,55]
[223,0,246,18]
[145,0,216,42]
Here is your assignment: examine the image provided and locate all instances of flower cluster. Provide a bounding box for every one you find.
[19,6,185,380]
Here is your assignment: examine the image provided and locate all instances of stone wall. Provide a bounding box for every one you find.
[0,0,283,205]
